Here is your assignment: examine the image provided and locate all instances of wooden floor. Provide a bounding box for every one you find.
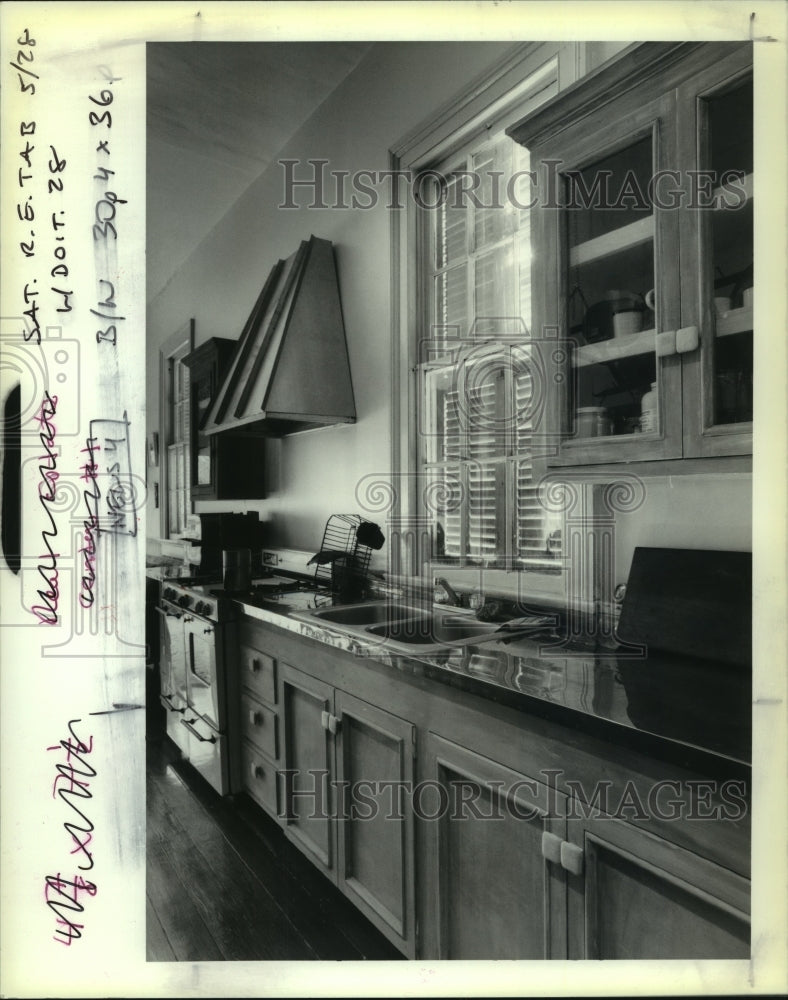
[146,734,402,962]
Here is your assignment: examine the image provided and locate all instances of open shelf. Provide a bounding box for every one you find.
[712,172,753,207]
[569,216,654,268]
[715,306,753,338]
[572,329,656,368]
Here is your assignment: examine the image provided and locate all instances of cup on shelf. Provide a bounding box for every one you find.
[612,309,644,338]
[575,406,607,438]
[714,295,731,316]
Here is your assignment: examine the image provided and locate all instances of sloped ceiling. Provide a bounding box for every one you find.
[146,41,373,300]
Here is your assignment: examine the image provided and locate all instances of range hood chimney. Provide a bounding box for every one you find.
[203,236,356,437]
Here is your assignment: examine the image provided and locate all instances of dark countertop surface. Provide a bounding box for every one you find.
[229,586,752,770]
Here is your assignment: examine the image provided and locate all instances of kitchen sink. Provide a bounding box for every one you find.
[293,600,554,653]
[306,600,429,627]
[366,614,505,647]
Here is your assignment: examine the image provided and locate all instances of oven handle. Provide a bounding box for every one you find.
[155,605,183,620]
[160,693,185,714]
[181,717,217,743]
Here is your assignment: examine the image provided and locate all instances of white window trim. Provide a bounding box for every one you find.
[389,42,583,600]
[158,318,194,539]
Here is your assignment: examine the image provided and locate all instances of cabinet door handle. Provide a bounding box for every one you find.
[541,830,563,863]
[250,658,260,673]
[320,711,341,735]
[250,761,264,779]
[249,709,262,726]
[676,324,700,354]
[656,329,677,357]
[560,840,584,876]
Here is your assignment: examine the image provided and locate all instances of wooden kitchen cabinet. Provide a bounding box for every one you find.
[421,733,568,960]
[508,41,753,468]
[232,616,749,961]
[183,338,266,500]
[236,626,281,818]
[566,812,750,959]
[279,662,418,957]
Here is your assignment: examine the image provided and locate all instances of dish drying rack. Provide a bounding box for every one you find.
[312,514,374,594]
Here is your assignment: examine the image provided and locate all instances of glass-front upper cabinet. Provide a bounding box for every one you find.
[508,41,753,468]
[678,49,753,457]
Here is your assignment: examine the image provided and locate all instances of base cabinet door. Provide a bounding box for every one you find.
[422,734,568,960]
[567,815,750,959]
[279,663,335,878]
[334,690,417,957]
[279,663,417,956]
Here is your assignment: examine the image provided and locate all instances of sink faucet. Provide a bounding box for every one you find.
[433,577,462,607]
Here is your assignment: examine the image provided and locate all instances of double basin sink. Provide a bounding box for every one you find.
[293,599,556,654]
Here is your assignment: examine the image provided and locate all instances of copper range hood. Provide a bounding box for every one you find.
[203,235,356,437]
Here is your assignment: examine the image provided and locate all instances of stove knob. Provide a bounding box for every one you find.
[195,601,209,616]
[163,587,176,601]
[177,594,192,608]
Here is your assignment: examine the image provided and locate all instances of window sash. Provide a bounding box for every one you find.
[418,133,560,568]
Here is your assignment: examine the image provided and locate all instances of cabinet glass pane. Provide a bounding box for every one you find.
[195,375,213,486]
[564,134,659,439]
[706,78,753,426]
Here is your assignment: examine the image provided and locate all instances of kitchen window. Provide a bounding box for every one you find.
[166,349,191,535]
[415,132,562,569]
[159,319,194,538]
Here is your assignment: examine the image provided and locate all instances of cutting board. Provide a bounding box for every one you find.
[617,547,752,667]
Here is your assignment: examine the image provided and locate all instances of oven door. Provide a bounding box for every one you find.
[156,603,190,756]
[184,617,223,731]
[180,713,228,795]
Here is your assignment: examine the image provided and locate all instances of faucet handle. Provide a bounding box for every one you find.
[468,590,485,612]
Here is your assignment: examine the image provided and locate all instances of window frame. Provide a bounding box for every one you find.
[390,43,573,599]
[158,318,194,539]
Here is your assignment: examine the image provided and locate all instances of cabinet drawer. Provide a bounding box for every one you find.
[241,738,278,816]
[238,642,277,705]
[241,691,278,760]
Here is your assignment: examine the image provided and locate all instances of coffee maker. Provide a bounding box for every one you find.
[196,512,265,579]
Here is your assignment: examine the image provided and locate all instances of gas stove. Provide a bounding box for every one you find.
[160,573,321,621]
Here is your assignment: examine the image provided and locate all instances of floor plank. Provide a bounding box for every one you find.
[146,895,177,962]
[146,824,224,962]
[146,736,402,962]
[148,769,317,961]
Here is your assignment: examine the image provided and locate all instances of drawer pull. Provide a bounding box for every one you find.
[249,709,263,726]
[250,761,264,779]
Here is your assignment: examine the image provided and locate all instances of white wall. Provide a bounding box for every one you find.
[613,474,752,585]
[147,41,521,552]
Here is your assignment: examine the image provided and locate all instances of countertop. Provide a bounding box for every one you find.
[231,587,752,769]
[146,565,750,769]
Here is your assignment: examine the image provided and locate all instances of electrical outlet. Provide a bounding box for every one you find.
[262,551,279,566]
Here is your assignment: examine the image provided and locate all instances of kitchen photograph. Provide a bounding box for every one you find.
[142,7,785,988]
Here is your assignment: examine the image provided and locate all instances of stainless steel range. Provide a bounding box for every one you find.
[156,572,318,795]
[157,578,239,794]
